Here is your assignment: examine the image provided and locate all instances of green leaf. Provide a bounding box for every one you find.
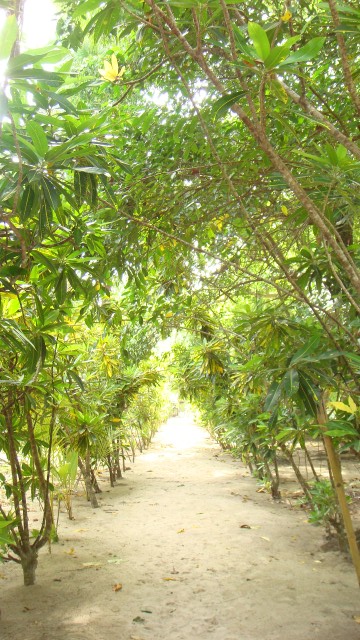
[324,143,338,165]
[283,368,299,397]
[114,159,133,175]
[31,250,58,273]
[72,0,102,18]
[26,120,49,157]
[264,44,292,70]
[264,380,282,411]
[45,90,79,115]
[298,372,319,417]
[24,46,71,64]
[323,420,359,438]
[41,178,61,212]
[55,270,67,305]
[67,370,85,391]
[248,22,270,61]
[34,295,45,326]
[7,68,64,85]
[20,185,35,221]
[27,335,46,376]
[344,352,360,369]
[0,14,18,62]
[73,166,108,174]
[212,91,245,118]
[278,37,326,66]
[7,52,48,72]
[290,334,321,365]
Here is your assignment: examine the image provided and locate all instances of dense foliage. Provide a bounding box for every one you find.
[0,0,359,585]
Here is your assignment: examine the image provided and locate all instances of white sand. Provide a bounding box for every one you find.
[1,413,359,639]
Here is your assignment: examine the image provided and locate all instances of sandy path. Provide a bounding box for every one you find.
[1,413,359,640]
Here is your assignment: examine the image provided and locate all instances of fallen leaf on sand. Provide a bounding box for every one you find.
[177,528,185,533]
[112,583,123,592]
[82,562,102,568]
[107,557,125,564]
[65,548,75,555]
[260,536,270,542]
[162,577,177,581]
[353,615,360,623]
[74,528,88,533]
[240,524,251,529]
[133,616,145,623]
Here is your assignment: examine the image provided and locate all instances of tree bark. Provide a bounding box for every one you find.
[317,397,360,587]
[78,455,99,508]
[20,547,38,586]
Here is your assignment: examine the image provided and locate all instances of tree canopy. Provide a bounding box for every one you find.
[0,0,360,585]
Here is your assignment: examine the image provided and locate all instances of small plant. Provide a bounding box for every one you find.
[301,480,348,550]
[53,451,79,521]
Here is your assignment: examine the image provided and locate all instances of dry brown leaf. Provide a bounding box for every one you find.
[240,524,251,529]
[112,583,123,592]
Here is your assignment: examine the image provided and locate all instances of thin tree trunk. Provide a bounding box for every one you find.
[90,468,102,493]
[317,397,360,587]
[303,443,320,482]
[78,455,99,508]
[280,444,312,500]
[19,547,38,586]
[107,454,115,487]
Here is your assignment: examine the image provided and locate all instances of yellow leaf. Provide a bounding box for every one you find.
[112,583,123,592]
[162,577,177,581]
[281,205,288,215]
[99,56,121,83]
[329,401,354,414]
[348,396,357,413]
[281,9,292,22]
[177,528,185,533]
[111,54,118,76]
[103,60,113,73]
[111,418,121,423]
[165,311,173,318]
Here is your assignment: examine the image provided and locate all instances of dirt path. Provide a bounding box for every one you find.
[1,413,359,640]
